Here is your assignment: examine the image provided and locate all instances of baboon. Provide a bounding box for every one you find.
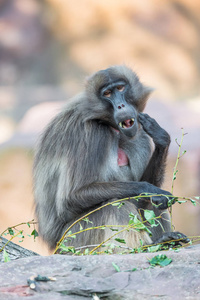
[33,65,188,252]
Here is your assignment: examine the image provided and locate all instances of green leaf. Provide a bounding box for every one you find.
[60,245,76,253]
[190,199,197,206]
[82,218,93,224]
[3,249,10,262]
[112,202,121,206]
[84,248,89,255]
[147,245,161,253]
[177,200,187,204]
[173,170,178,180]
[130,213,154,236]
[159,257,172,267]
[149,254,172,267]
[79,222,83,230]
[131,268,137,272]
[115,238,126,244]
[128,218,134,225]
[144,209,155,220]
[174,248,180,253]
[194,196,200,200]
[8,228,15,236]
[112,262,120,272]
[66,232,76,239]
[124,267,137,272]
[110,228,119,231]
[26,222,31,228]
[129,214,152,234]
[112,202,124,209]
[144,210,156,225]
[100,226,106,230]
[31,229,39,240]
[133,215,146,230]
[19,231,24,238]
[104,249,113,254]
[129,212,135,218]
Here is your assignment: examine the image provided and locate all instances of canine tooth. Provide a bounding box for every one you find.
[119,122,123,128]
[131,118,134,122]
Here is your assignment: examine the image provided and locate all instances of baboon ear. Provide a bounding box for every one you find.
[138,86,154,112]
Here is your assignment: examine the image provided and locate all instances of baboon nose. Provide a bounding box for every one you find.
[118,104,125,109]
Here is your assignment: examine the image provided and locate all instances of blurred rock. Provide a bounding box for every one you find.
[0,0,200,97]
[0,0,70,85]
[47,0,200,99]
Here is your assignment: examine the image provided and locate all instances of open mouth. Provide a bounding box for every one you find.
[118,118,134,129]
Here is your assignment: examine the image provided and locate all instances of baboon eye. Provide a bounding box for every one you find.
[103,90,111,97]
[117,85,125,92]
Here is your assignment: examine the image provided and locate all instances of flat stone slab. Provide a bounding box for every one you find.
[0,245,200,299]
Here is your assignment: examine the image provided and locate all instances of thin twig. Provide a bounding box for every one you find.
[89,225,133,255]
[171,129,187,195]
[170,129,187,229]
[53,197,133,253]
[0,231,22,252]
[0,219,37,237]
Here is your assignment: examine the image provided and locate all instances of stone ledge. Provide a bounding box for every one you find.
[0,244,200,299]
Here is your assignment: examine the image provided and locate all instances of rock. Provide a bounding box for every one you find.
[0,244,200,299]
[0,237,38,262]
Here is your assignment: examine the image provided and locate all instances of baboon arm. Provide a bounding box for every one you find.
[67,181,170,216]
[141,146,169,187]
[138,113,170,187]
[68,181,147,214]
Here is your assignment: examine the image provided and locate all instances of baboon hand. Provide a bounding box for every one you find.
[138,112,170,148]
[151,193,175,210]
[154,231,190,245]
[142,184,174,210]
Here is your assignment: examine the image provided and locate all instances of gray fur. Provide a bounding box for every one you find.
[33,65,174,251]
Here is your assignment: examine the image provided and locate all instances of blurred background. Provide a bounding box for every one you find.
[0,0,199,255]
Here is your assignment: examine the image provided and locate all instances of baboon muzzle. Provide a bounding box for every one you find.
[114,105,138,138]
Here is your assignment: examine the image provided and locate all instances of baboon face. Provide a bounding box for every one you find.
[99,78,138,138]
[86,66,151,138]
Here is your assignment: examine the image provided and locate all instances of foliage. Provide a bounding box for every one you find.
[3,249,10,262]
[112,262,120,272]
[55,192,198,255]
[148,254,172,267]
[0,220,38,261]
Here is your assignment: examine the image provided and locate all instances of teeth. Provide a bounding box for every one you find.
[118,118,135,129]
